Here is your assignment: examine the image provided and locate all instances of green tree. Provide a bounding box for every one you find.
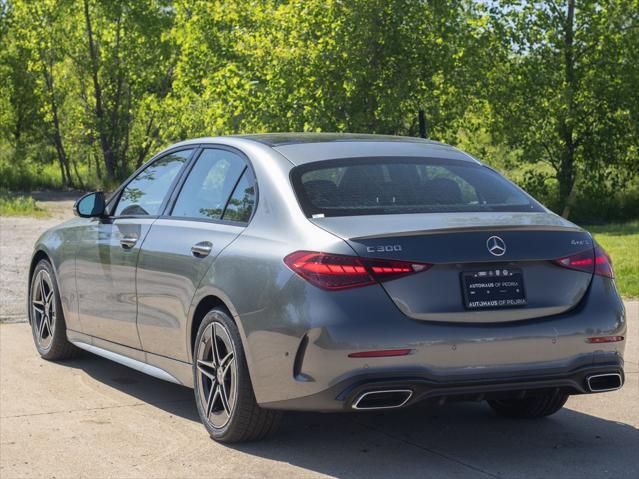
[72,0,175,180]
[2,0,78,187]
[487,0,639,217]
[162,0,488,138]
[0,0,636,224]
[0,2,41,152]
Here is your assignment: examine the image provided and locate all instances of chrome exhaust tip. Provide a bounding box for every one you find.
[352,389,413,410]
[586,373,623,392]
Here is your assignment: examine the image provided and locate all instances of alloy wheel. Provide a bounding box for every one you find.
[31,270,56,350]
[196,321,238,429]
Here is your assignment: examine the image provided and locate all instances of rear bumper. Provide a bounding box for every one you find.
[242,274,626,409]
[262,356,624,411]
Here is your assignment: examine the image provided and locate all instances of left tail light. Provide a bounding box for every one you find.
[284,251,432,290]
[554,245,614,278]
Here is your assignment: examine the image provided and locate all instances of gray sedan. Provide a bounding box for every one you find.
[28,134,626,442]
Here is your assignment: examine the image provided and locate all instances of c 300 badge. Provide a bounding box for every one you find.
[366,244,403,253]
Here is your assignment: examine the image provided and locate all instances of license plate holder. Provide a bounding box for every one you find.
[462,269,527,310]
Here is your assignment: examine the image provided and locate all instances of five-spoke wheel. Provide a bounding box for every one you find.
[193,308,281,442]
[31,269,56,350]
[196,321,238,429]
[29,259,80,360]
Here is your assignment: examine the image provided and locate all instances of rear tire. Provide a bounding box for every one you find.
[193,308,281,443]
[488,392,569,418]
[29,259,81,360]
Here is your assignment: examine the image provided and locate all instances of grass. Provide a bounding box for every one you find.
[0,153,116,192]
[0,192,47,217]
[0,157,65,191]
[588,221,639,299]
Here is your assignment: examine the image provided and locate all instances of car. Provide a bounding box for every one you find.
[28,133,626,442]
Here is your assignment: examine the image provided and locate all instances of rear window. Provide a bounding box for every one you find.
[291,157,543,217]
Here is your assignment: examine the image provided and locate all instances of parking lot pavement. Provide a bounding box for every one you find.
[1,302,637,479]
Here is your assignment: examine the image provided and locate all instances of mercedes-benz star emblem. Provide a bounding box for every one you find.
[486,236,506,256]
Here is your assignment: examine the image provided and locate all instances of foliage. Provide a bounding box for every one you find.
[589,221,639,298]
[0,0,175,186]
[0,0,637,221]
[486,0,639,216]
[160,0,488,137]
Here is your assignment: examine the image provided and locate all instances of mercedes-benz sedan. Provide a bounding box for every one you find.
[28,134,626,442]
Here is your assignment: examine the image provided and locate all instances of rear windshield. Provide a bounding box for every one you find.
[291,157,543,217]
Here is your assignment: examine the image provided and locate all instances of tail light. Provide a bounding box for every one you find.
[554,245,614,278]
[284,251,432,290]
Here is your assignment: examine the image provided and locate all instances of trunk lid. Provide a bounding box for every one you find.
[312,212,594,323]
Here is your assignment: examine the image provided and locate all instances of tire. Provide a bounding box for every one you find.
[193,308,281,443]
[488,392,569,419]
[29,259,81,360]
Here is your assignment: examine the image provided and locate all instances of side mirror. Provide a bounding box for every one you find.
[73,192,106,218]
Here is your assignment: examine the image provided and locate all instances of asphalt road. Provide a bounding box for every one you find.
[0,302,637,479]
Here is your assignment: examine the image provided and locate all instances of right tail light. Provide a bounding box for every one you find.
[554,245,614,278]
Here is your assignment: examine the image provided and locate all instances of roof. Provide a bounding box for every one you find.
[167,133,480,166]
[234,132,442,147]
[241,133,478,166]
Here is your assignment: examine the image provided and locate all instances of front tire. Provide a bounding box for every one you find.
[488,392,569,418]
[29,259,81,360]
[193,308,281,442]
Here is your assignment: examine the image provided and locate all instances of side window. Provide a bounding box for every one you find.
[171,149,246,220]
[115,150,192,216]
[223,168,256,223]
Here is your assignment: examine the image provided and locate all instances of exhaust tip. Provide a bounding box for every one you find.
[586,373,623,392]
[352,389,412,410]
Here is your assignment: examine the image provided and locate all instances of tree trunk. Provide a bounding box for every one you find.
[558,143,575,216]
[119,85,132,177]
[559,0,577,218]
[94,149,102,180]
[83,0,116,180]
[54,149,67,187]
[50,100,72,188]
[136,115,156,168]
[40,53,73,188]
[71,156,85,189]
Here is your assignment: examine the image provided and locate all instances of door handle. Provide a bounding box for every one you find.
[191,241,213,258]
[120,235,138,249]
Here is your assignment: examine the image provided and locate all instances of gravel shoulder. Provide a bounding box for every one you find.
[0,192,77,321]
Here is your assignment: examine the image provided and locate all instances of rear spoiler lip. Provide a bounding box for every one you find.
[349,224,584,241]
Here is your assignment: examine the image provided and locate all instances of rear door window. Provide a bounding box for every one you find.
[222,168,256,223]
[291,157,543,217]
[171,148,248,221]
